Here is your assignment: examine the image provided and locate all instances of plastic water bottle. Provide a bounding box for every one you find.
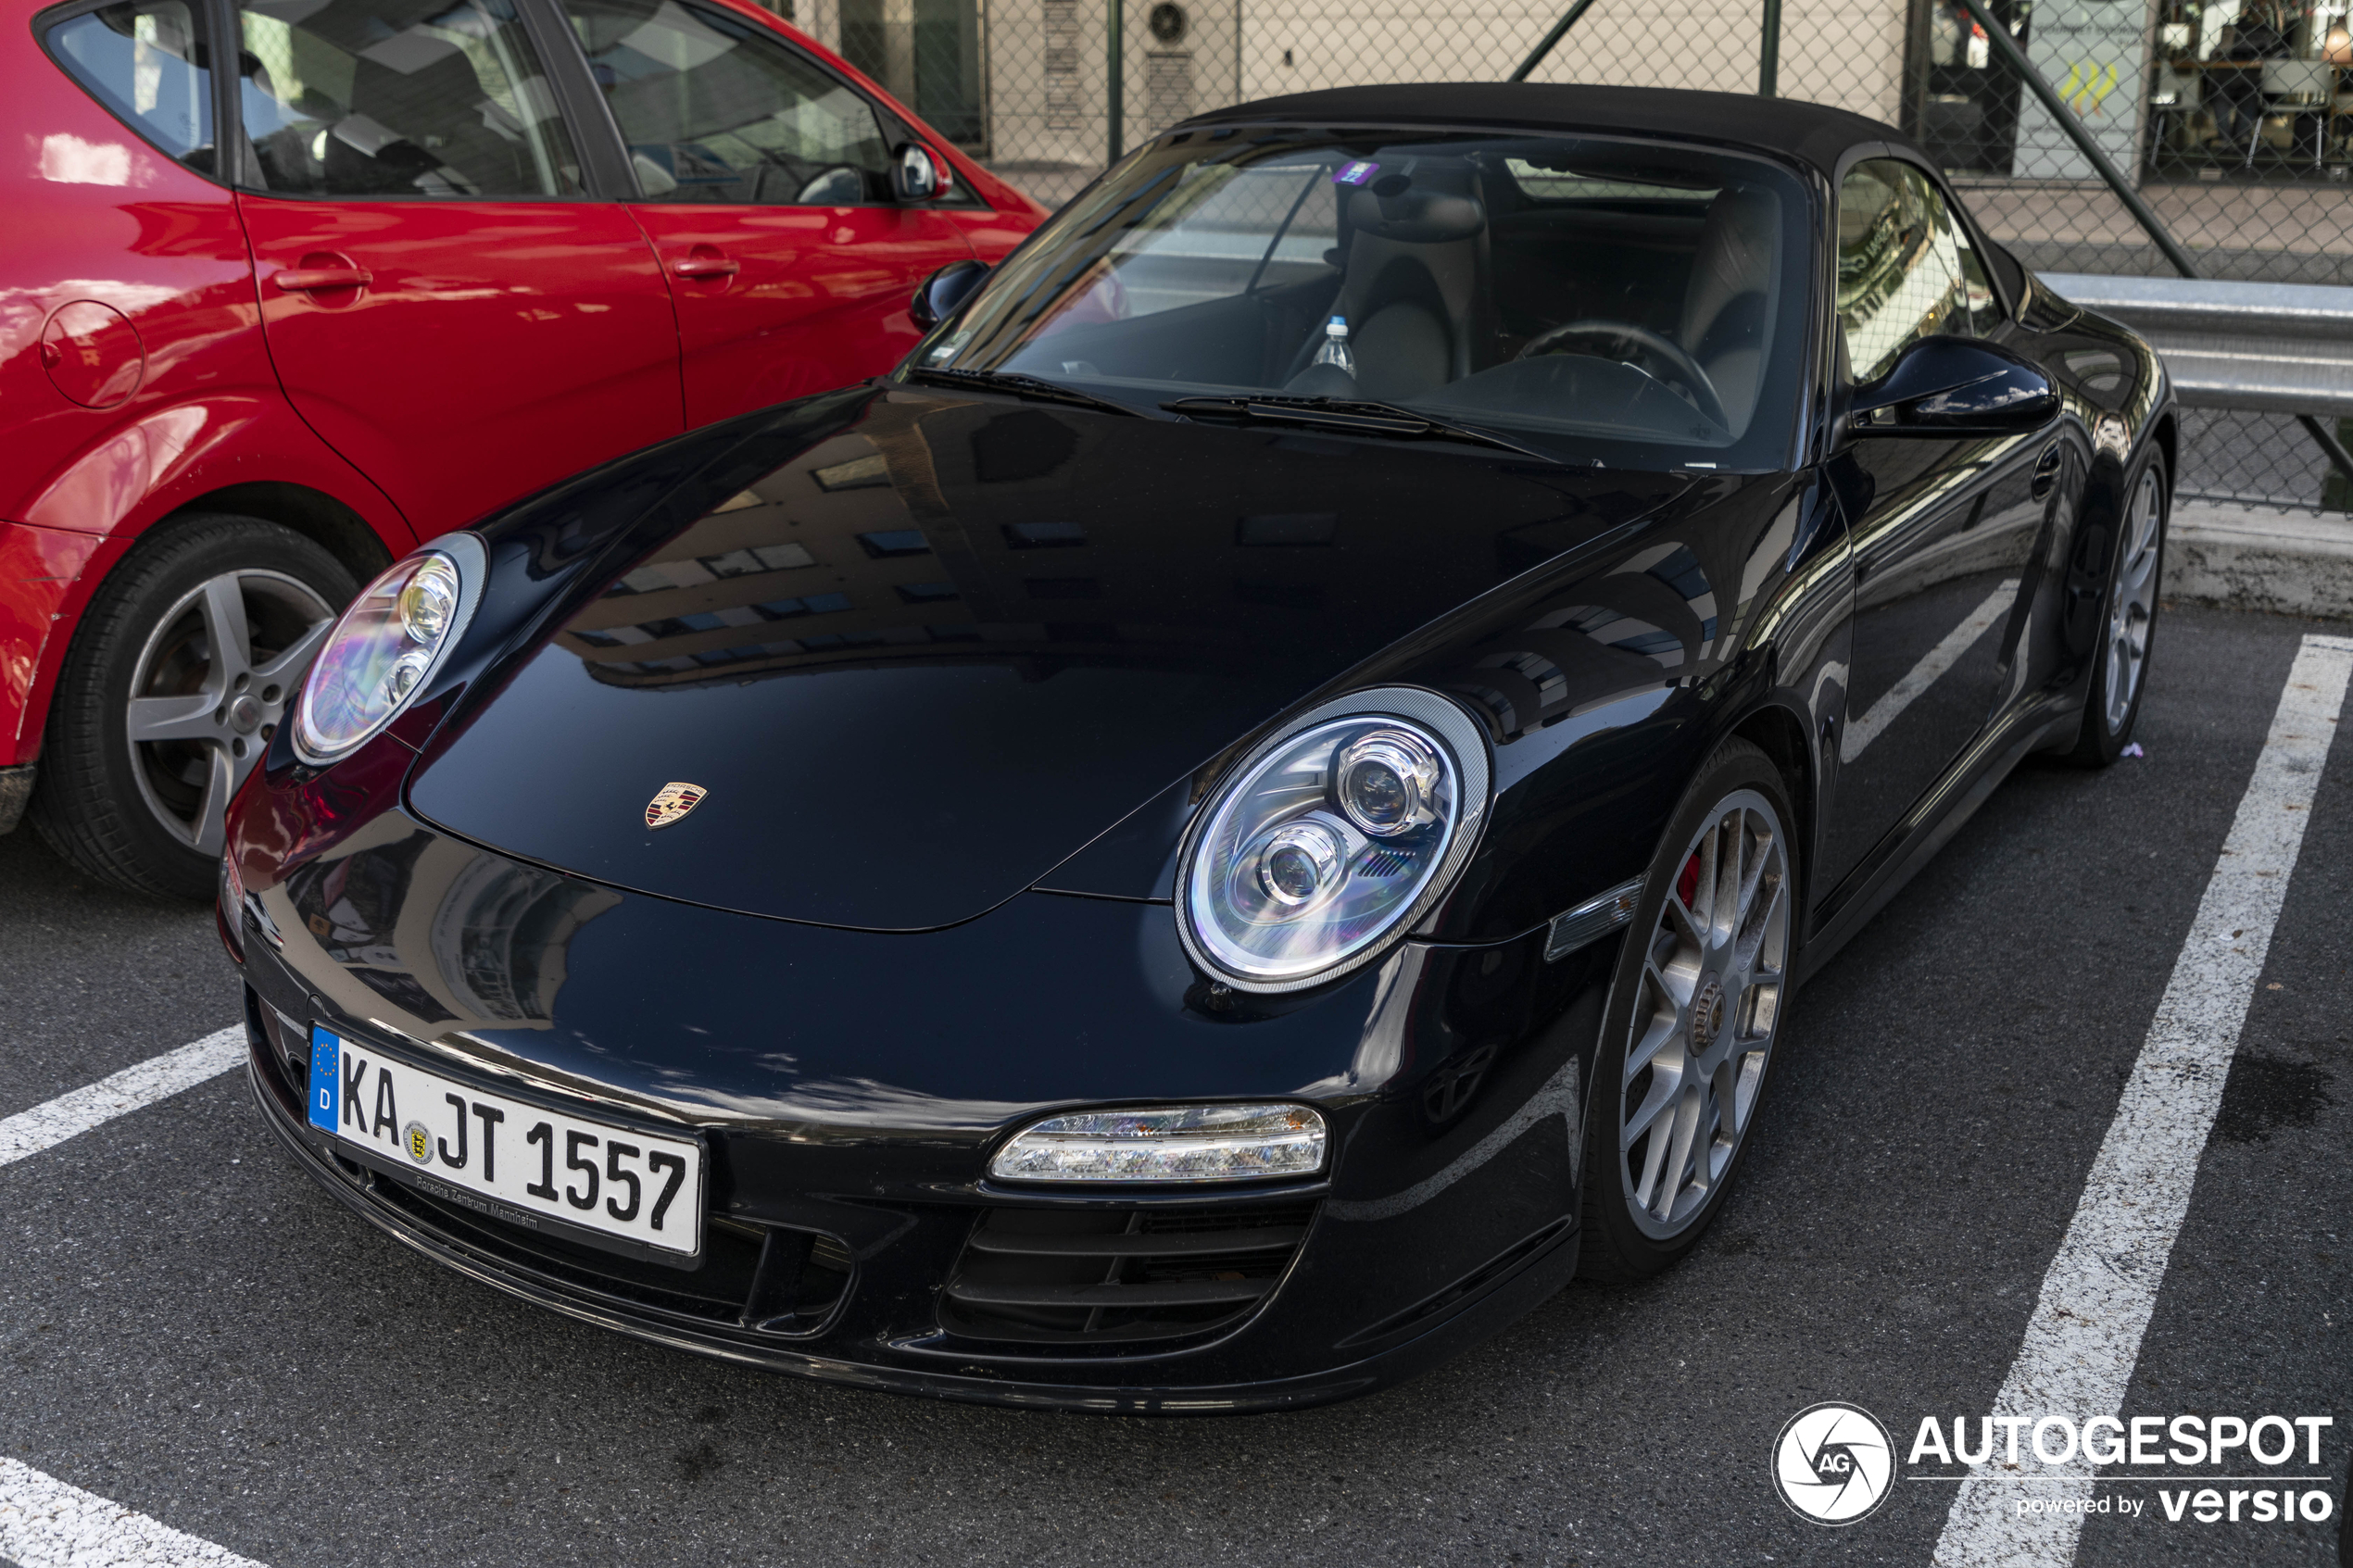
[1311,315,1354,378]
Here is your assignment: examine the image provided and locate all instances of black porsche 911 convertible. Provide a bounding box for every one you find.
[223,82,2172,1412]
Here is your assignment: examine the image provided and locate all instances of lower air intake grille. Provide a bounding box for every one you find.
[359,1174,852,1337]
[938,1202,1315,1346]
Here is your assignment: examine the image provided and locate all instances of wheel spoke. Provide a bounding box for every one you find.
[1731,815,1768,930]
[1628,986,1681,1075]
[1621,1065,1680,1150]
[1752,878,1786,967]
[126,693,222,746]
[199,576,255,688]
[1729,1046,1768,1130]
[1657,1087,1702,1220]
[1630,1094,1674,1212]
[1697,1081,1731,1185]
[1646,943,1699,1008]
[1704,818,1734,947]
[252,615,335,686]
[190,740,237,857]
[1731,861,1780,972]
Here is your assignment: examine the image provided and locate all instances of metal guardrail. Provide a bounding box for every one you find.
[2043,274,2353,420]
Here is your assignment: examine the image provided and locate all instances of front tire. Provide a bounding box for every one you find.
[30,514,352,899]
[2062,452,2166,768]
[1579,737,1798,1283]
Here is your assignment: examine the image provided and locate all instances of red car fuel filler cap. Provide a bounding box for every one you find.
[39,299,145,409]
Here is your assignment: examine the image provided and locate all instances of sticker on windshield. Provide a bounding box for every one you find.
[1333,160,1379,185]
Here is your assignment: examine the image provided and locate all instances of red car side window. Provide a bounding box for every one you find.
[44,0,217,176]
[560,0,896,205]
[233,0,586,198]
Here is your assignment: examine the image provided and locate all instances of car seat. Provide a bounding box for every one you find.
[327,45,533,196]
[1287,163,1494,401]
[1677,184,1779,434]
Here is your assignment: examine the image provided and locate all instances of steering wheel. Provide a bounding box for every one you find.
[793,165,865,205]
[1516,320,1728,430]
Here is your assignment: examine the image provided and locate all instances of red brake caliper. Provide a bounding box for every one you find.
[1675,848,1702,909]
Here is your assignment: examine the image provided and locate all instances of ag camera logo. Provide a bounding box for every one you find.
[1774,1401,1896,1524]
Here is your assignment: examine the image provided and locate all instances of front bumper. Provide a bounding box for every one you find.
[230,807,1603,1412]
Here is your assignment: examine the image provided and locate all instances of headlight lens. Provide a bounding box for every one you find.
[294,538,482,763]
[1178,687,1491,992]
[989,1104,1327,1183]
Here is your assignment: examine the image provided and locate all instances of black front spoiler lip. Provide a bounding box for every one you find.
[248,1050,1574,1414]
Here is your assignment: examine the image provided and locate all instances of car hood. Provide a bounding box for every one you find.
[407,387,1688,930]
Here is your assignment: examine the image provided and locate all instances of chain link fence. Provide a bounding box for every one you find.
[783,0,2353,514]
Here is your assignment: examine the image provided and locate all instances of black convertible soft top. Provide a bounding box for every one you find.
[1177,82,1920,179]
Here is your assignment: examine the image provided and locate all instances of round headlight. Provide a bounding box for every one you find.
[294,536,484,764]
[1177,687,1491,993]
[1336,728,1442,837]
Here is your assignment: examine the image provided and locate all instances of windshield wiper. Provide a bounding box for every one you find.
[903,365,1144,418]
[1160,395,1559,463]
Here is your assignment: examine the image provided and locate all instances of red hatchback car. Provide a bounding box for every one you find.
[4,0,1044,897]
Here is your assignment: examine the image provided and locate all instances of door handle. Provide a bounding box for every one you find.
[671,252,740,282]
[2031,441,2064,499]
[271,266,372,293]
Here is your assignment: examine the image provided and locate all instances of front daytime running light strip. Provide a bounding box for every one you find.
[988,1104,1327,1183]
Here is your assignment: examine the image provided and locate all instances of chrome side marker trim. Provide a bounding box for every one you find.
[1542,876,1643,962]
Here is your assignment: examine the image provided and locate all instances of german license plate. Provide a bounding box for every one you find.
[307,1027,702,1257]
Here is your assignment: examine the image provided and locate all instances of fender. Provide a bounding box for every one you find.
[1,392,411,767]
[0,519,110,762]
[1378,470,1855,950]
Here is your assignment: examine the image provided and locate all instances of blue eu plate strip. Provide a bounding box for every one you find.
[308,1027,339,1132]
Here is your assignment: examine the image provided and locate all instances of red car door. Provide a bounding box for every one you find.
[555,0,977,426]
[231,0,683,533]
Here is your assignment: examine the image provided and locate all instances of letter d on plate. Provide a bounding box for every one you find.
[308,1026,340,1131]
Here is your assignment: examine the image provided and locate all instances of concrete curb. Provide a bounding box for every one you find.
[2168,502,2353,620]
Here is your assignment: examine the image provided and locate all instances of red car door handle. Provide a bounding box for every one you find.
[671,254,740,281]
[271,266,373,293]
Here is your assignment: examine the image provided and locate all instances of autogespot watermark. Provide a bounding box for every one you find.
[1772,1405,2340,1529]
[1772,1402,1896,1524]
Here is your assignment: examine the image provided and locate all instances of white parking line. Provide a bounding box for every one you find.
[0,1459,266,1568]
[1932,632,2353,1566]
[1840,580,2020,763]
[0,1026,243,1169]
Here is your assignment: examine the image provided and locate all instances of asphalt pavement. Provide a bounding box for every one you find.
[2,601,2348,1568]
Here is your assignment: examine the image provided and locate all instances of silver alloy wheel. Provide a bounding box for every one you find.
[125,569,336,856]
[2102,466,2164,734]
[1619,787,1791,1239]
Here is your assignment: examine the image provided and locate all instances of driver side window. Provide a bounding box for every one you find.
[1836,159,2000,383]
[560,0,893,205]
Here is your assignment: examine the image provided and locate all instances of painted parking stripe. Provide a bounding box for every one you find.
[0,1026,242,1170]
[0,1458,266,1568]
[1932,632,2353,1566]
[1840,580,2020,763]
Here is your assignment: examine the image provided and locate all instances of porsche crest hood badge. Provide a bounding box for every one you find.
[645,782,708,830]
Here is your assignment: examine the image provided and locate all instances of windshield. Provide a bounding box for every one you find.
[910,126,1814,470]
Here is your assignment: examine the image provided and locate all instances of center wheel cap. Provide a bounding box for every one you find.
[228,695,264,734]
[1691,975,1727,1054]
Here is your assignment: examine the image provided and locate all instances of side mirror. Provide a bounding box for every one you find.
[1848,336,2057,437]
[910,258,990,330]
[893,142,940,202]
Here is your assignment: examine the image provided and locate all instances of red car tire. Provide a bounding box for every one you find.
[31,514,356,899]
